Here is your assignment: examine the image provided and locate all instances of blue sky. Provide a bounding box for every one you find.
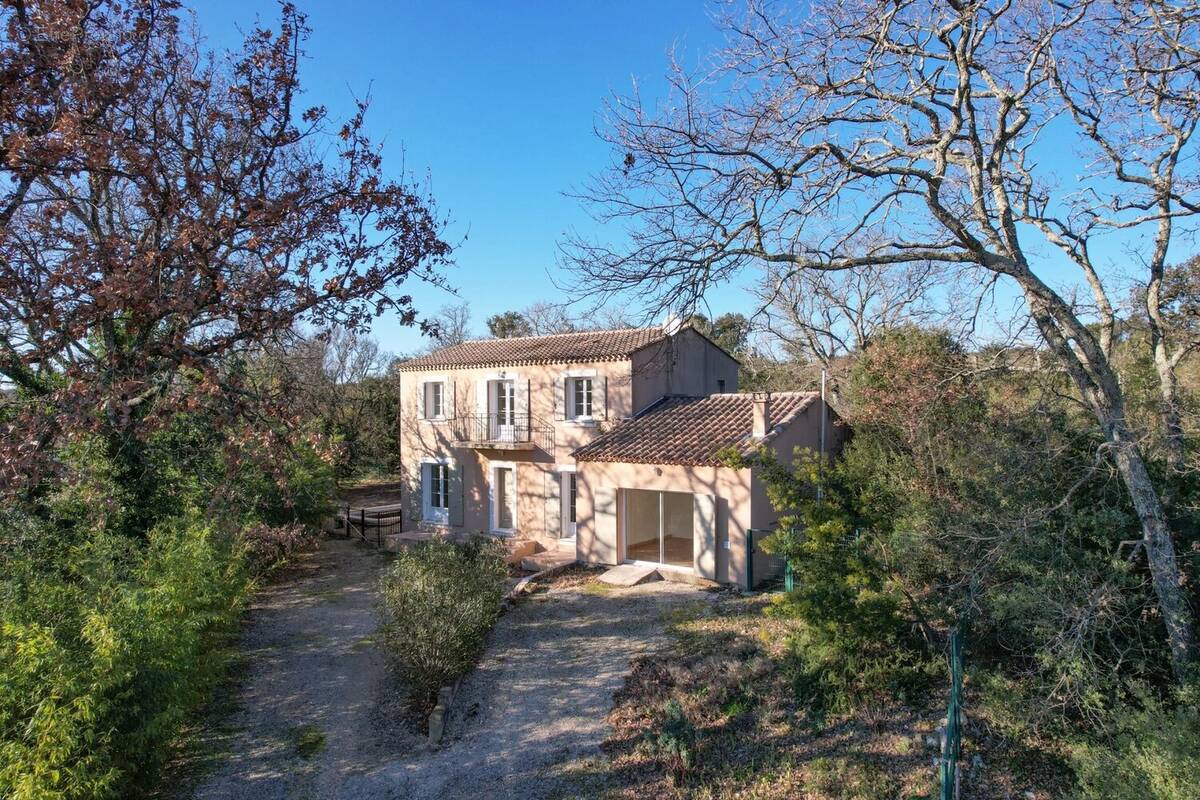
[195,2,1186,359]
[197,0,740,355]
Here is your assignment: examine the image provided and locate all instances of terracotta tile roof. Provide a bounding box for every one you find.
[573,392,819,467]
[395,326,668,371]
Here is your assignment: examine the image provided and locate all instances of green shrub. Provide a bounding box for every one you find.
[378,537,509,710]
[0,512,250,799]
[642,698,698,785]
[1070,687,1200,800]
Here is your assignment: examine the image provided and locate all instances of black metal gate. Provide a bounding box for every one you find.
[340,504,403,547]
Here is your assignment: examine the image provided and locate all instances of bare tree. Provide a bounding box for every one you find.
[285,328,395,480]
[523,301,578,334]
[428,303,473,346]
[565,0,1198,677]
[756,261,942,397]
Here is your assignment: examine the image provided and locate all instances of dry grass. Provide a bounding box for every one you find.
[561,593,1066,800]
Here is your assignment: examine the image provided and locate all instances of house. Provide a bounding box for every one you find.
[573,391,847,588]
[395,323,739,550]
[395,323,846,589]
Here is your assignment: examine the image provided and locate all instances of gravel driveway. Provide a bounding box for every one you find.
[182,537,710,800]
[182,537,417,800]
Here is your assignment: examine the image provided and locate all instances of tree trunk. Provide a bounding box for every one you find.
[1024,288,1195,680]
[1151,336,1188,473]
[1106,419,1195,681]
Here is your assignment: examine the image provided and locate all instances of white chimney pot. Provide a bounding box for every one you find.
[752,392,771,438]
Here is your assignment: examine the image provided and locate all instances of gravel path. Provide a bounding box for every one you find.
[183,538,711,800]
[184,537,417,800]
[342,579,711,800]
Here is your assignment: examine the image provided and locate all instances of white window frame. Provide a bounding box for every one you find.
[421,375,449,421]
[421,457,453,523]
[489,460,518,535]
[562,368,598,425]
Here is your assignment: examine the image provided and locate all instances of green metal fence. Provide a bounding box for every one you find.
[940,626,965,800]
[745,528,790,591]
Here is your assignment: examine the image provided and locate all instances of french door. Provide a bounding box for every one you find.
[490,379,516,441]
[491,464,516,533]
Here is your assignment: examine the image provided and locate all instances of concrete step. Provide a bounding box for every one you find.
[521,547,576,572]
[504,539,539,566]
[597,564,661,587]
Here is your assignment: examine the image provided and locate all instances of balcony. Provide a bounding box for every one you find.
[451,412,556,452]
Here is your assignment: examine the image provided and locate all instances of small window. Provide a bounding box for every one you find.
[571,377,593,419]
[568,472,577,523]
[717,379,726,393]
[424,382,445,419]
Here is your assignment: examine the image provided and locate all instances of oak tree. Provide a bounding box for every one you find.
[566,0,1198,677]
[0,1,450,506]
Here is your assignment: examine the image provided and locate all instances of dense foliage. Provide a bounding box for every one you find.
[728,326,1199,792]
[378,538,509,711]
[0,423,334,799]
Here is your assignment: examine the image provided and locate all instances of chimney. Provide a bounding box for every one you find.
[751,392,771,438]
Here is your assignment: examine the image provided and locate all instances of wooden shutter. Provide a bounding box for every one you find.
[556,376,567,420]
[476,378,489,416]
[447,462,464,527]
[544,470,562,538]
[593,487,617,564]
[417,381,426,419]
[517,378,530,427]
[597,376,608,420]
[694,493,717,581]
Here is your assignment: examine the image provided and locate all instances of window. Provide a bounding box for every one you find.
[568,472,577,524]
[424,462,450,521]
[424,381,445,419]
[571,377,593,419]
[717,379,726,394]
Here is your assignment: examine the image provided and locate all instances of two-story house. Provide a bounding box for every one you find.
[396,322,846,588]
[396,322,738,542]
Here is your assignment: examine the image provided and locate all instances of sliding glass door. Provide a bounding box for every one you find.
[623,489,693,568]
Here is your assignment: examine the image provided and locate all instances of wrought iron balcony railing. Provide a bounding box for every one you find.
[451,412,555,452]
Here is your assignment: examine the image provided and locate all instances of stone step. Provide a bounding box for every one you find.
[521,548,576,572]
[504,539,539,566]
[597,564,661,587]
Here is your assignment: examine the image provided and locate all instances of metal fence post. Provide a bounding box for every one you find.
[745,529,754,590]
[940,627,965,800]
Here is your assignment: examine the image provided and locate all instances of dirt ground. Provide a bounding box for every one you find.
[177,537,415,800]
[178,539,712,800]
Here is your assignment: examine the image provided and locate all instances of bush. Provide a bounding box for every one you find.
[0,512,250,799]
[378,537,509,710]
[1070,687,1200,800]
[239,521,316,574]
[642,699,698,785]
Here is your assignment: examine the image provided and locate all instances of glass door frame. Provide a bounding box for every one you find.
[489,461,517,535]
[620,488,694,572]
[489,379,516,441]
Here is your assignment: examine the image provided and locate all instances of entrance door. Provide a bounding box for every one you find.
[490,380,516,441]
[561,471,578,542]
[492,464,516,532]
[623,489,693,568]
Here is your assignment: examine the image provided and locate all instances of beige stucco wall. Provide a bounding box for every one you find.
[576,398,849,588]
[574,459,753,586]
[630,327,740,413]
[397,359,634,545]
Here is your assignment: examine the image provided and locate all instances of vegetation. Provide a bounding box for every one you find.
[0,0,439,795]
[378,538,509,712]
